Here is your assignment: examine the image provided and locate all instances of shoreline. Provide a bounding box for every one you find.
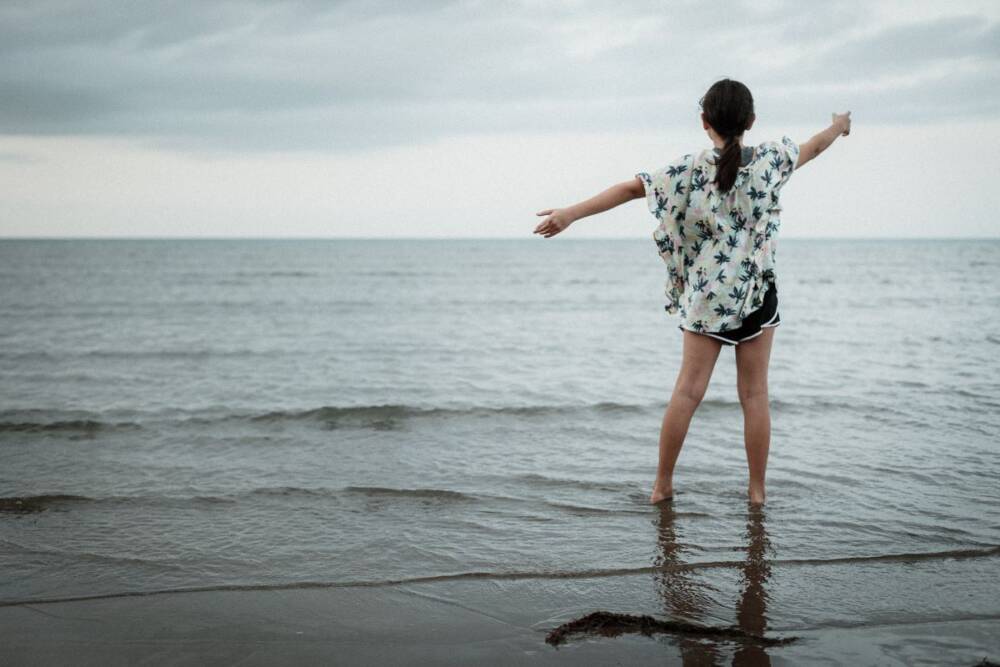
[3,575,997,666]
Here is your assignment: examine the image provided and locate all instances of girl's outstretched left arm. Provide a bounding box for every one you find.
[533,178,645,238]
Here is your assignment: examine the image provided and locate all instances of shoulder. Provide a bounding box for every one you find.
[778,135,799,157]
[768,135,799,160]
[652,153,696,188]
[756,136,799,169]
[636,151,694,187]
[667,152,696,174]
[756,136,797,152]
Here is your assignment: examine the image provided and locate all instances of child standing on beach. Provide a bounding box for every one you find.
[532,77,851,506]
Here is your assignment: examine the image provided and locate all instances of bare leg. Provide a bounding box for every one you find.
[651,330,723,504]
[735,326,776,505]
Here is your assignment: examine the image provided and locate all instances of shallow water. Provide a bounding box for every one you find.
[1,239,999,662]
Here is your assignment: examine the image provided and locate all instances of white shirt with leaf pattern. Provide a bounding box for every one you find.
[635,135,799,333]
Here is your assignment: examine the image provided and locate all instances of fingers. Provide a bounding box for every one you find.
[532,209,563,237]
[534,209,552,235]
[833,110,851,136]
[533,221,558,238]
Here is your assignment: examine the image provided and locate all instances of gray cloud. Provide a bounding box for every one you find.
[1,0,997,152]
[782,13,1000,81]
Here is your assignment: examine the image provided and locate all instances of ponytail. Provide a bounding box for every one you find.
[699,78,755,194]
[715,134,742,193]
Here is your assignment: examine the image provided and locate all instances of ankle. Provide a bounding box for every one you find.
[747,481,766,504]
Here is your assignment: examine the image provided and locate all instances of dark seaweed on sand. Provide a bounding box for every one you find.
[545,611,797,647]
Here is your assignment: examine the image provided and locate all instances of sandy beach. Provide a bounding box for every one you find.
[3,571,998,666]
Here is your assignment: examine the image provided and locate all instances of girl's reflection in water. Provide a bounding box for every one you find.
[733,507,773,666]
[653,504,773,666]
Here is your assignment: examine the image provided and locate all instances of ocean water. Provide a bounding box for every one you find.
[2,239,999,662]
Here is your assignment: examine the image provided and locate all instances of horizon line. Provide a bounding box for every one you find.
[1,236,998,242]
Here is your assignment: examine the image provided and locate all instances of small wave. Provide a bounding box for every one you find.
[0,418,141,435]
[240,396,878,430]
[192,495,239,505]
[234,270,316,278]
[245,401,654,429]
[357,270,436,277]
[0,492,244,513]
[691,396,870,414]
[541,500,670,516]
[515,473,636,494]
[249,404,421,429]
[0,486,659,515]
[0,539,187,571]
[0,395,876,435]
[4,545,996,608]
[247,485,474,503]
[592,401,650,414]
[84,348,273,360]
[342,486,475,502]
[0,349,277,361]
[0,494,93,513]
[262,485,679,517]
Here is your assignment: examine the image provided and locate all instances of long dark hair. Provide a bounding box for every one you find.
[699,78,755,193]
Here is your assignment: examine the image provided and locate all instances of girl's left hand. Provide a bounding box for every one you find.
[533,208,574,238]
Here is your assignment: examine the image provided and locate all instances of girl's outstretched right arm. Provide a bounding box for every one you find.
[795,111,851,170]
[533,179,644,238]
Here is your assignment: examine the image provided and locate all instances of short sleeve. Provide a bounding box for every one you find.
[635,153,693,314]
[773,135,799,190]
[634,153,693,225]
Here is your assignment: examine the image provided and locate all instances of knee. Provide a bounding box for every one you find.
[737,381,768,407]
[673,379,709,406]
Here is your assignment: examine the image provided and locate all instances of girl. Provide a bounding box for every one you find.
[532,78,851,506]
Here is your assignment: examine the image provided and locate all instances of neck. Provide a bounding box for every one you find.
[713,138,744,150]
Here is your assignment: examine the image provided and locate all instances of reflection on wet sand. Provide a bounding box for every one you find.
[654,503,775,665]
[733,506,773,666]
[653,501,724,664]
[547,503,787,663]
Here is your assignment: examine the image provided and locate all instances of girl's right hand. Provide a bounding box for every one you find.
[533,208,574,238]
[832,111,851,136]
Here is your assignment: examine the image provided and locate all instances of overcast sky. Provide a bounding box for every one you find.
[1,0,998,238]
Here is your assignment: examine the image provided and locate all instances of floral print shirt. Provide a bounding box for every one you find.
[635,136,799,333]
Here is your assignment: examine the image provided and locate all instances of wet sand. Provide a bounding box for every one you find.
[2,576,997,666]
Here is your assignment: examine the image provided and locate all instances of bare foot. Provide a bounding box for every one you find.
[748,486,766,505]
[650,480,673,504]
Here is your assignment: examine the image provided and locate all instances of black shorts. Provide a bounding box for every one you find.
[689,281,780,346]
